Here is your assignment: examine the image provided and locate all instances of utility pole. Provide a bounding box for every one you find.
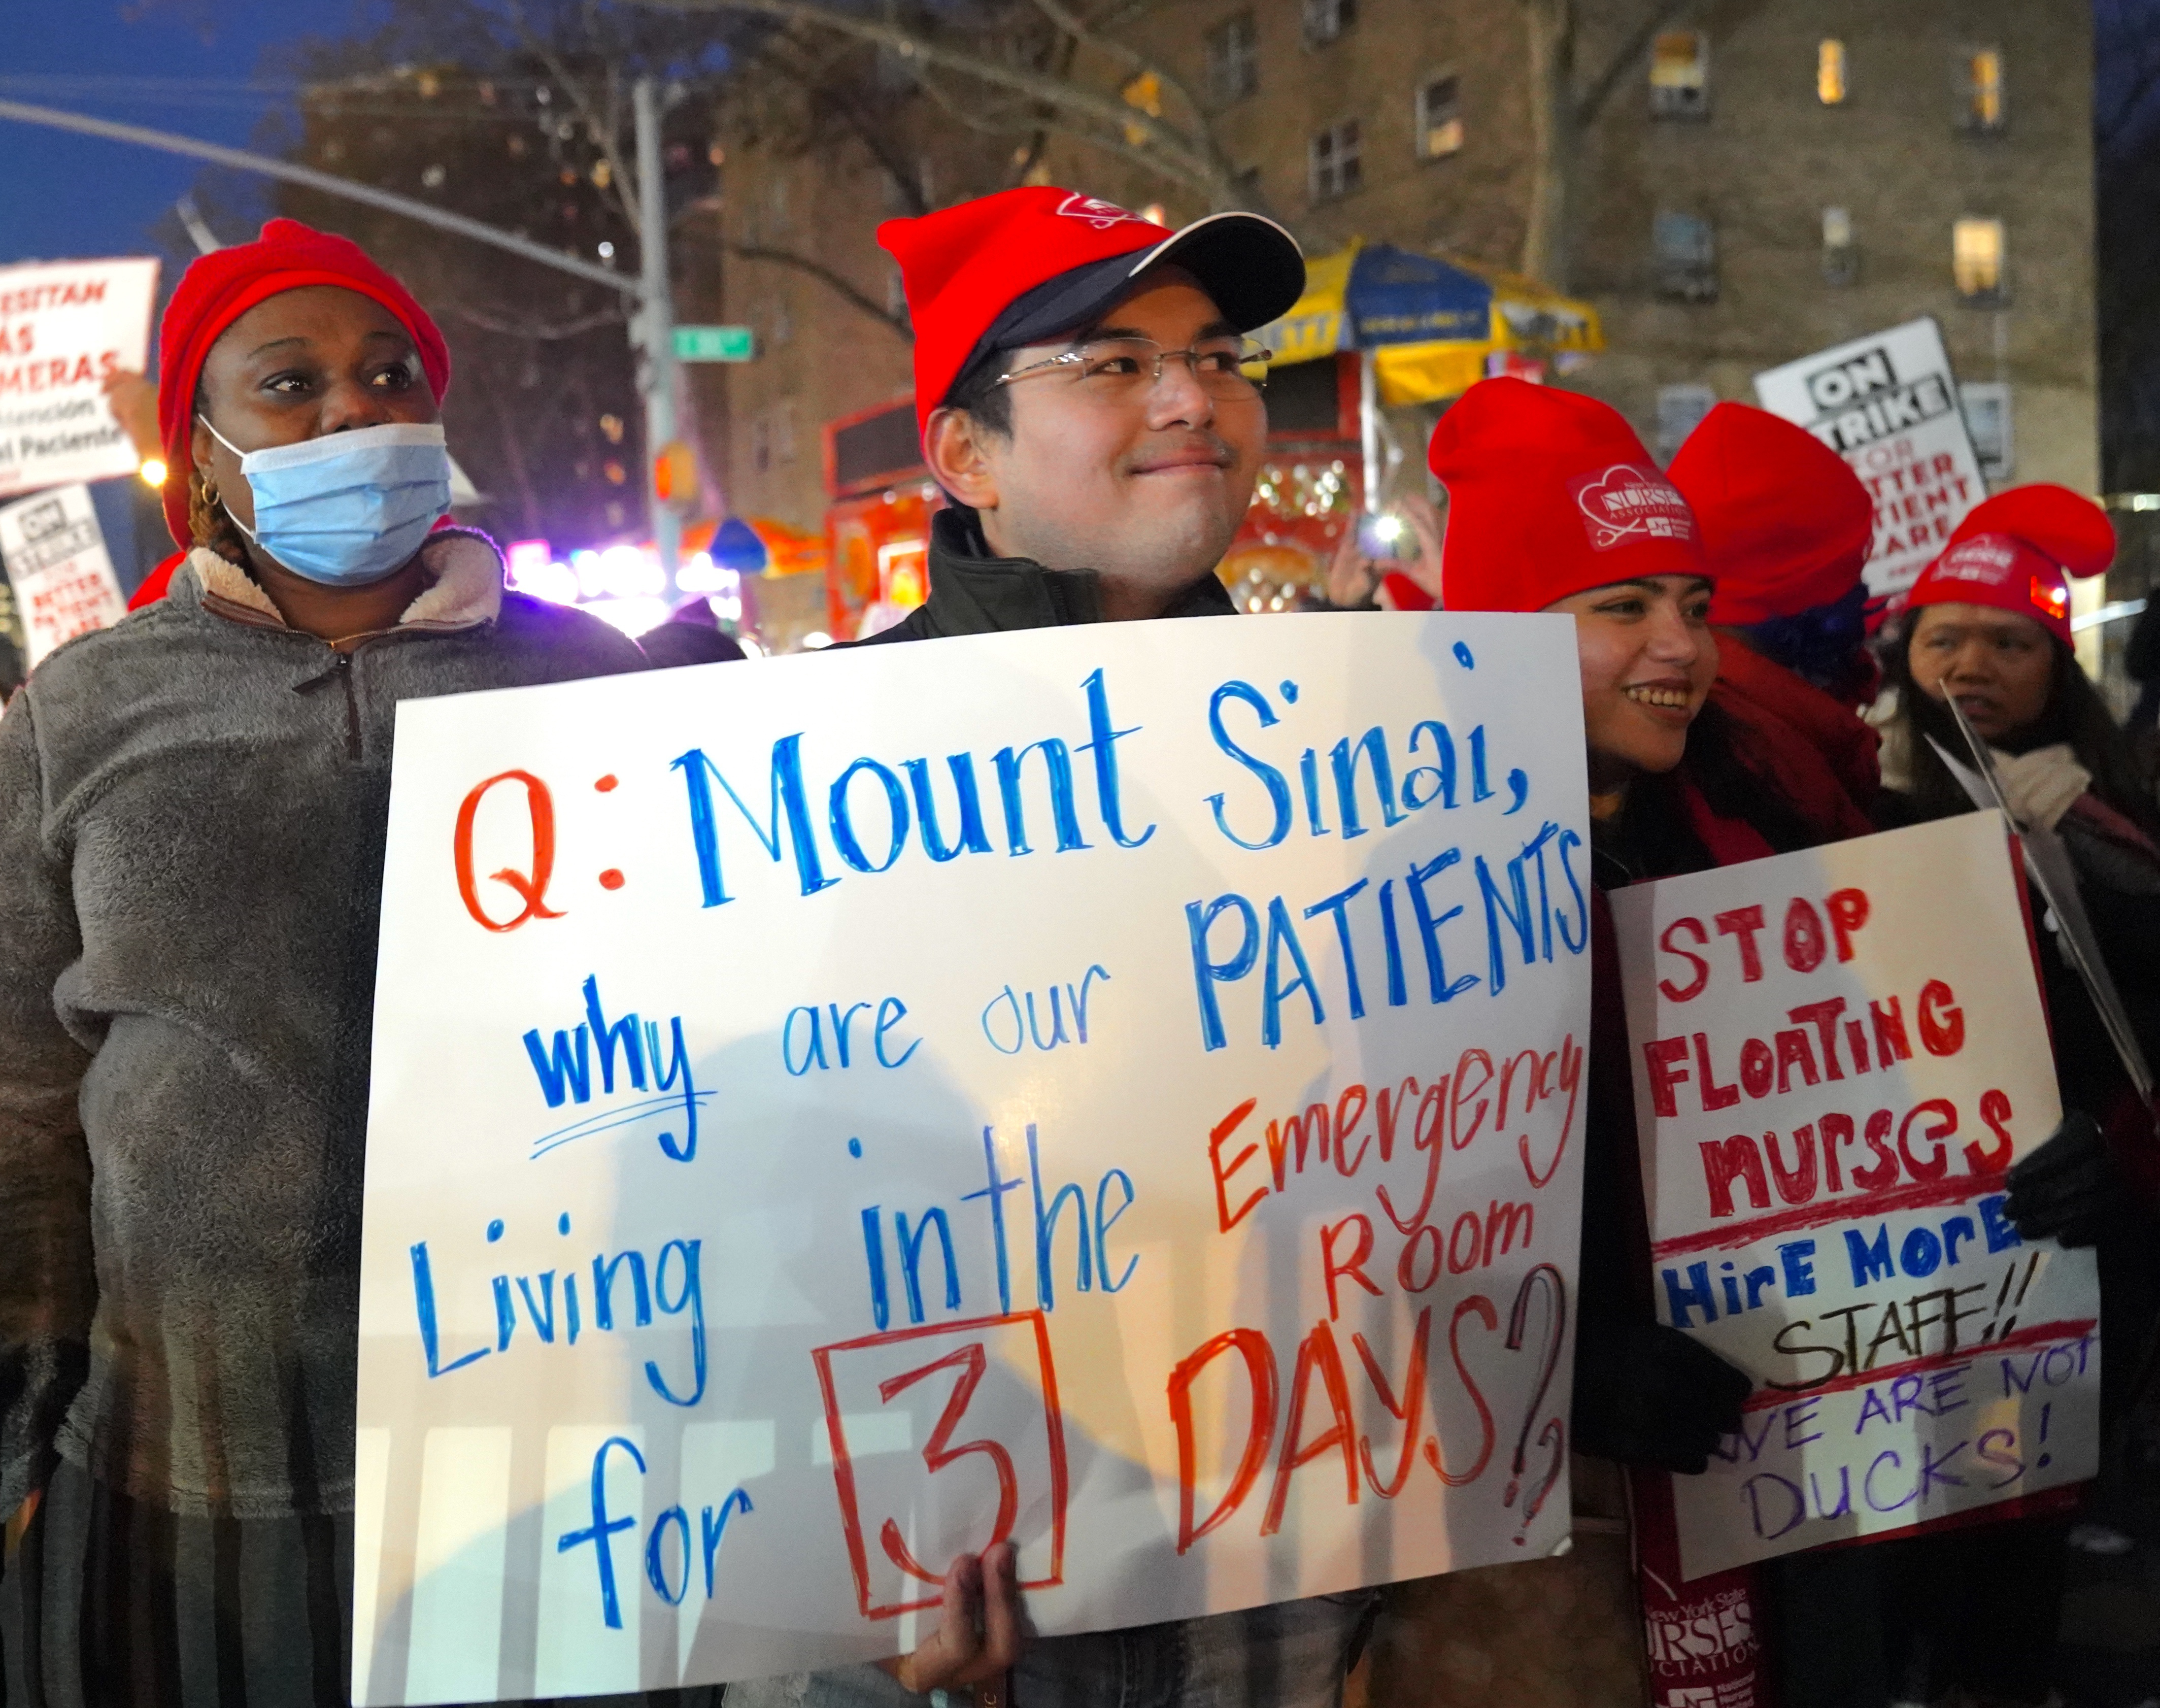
[632,77,681,579]
[0,94,688,569]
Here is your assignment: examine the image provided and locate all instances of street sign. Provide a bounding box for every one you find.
[673,324,755,362]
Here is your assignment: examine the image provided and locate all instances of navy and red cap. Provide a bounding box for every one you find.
[877,187,1305,439]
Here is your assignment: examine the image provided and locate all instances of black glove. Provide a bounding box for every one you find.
[1572,1318,1752,1475]
[2006,1109,2116,1249]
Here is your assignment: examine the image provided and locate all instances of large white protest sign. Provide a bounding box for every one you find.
[0,257,158,499]
[0,484,128,666]
[1611,814,2099,1581]
[1753,318,1986,602]
[355,616,1593,1703]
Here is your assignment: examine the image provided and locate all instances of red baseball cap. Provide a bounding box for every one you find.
[1429,378,1704,612]
[1666,401,1873,626]
[156,218,451,550]
[1906,484,2115,646]
[878,187,1304,438]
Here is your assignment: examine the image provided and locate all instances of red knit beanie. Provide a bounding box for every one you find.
[1666,401,1873,626]
[1905,484,2114,646]
[156,218,452,549]
[1429,378,1703,612]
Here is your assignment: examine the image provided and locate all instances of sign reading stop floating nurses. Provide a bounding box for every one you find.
[0,257,158,499]
[1752,317,1986,603]
[1610,814,2099,1582]
[353,616,1594,1705]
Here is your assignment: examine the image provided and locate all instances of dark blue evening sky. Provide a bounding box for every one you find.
[0,0,366,269]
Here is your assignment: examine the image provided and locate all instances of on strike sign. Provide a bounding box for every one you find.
[0,484,128,667]
[1753,318,1986,603]
[353,616,1592,1702]
[0,257,159,500]
[1610,815,2098,1581]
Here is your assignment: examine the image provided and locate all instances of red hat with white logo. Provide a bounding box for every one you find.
[878,186,1305,438]
[1905,484,2115,646]
[1428,377,1703,612]
[1666,401,1873,626]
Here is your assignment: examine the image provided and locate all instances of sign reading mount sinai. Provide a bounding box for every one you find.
[354,616,1593,1703]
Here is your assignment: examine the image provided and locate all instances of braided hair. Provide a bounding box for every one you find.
[185,386,251,567]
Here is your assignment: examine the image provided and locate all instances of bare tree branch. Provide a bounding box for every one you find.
[508,3,648,231]
[729,241,909,338]
[1573,0,1695,129]
[445,301,628,338]
[1025,0,1209,150]
[631,0,1230,198]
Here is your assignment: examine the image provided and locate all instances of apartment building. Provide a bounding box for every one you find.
[711,1,2096,535]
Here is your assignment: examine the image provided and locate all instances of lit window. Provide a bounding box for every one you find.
[1309,120,1363,202]
[1418,74,1464,159]
[1207,13,1259,104]
[1961,47,2006,131]
[1653,210,1717,302]
[1121,71,1162,146]
[1650,31,1709,119]
[1817,40,1847,105]
[1304,0,1355,49]
[1822,206,1857,286]
[1953,217,2006,302]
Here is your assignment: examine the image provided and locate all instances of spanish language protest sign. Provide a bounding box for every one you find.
[1753,318,1987,602]
[1610,814,2099,1581]
[0,256,158,500]
[0,483,128,666]
[352,616,1593,1703]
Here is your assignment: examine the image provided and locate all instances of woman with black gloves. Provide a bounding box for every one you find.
[1775,483,2160,1708]
[1356,380,1835,1705]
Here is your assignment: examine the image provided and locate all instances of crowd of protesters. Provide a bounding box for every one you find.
[1,191,2156,1708]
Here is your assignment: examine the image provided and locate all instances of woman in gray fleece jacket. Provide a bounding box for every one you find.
[0,223,689,1706]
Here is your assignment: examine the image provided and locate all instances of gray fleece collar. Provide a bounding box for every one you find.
[172,527,506,632]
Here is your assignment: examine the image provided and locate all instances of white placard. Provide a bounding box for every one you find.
[1611,815,2099,1581]
[0,483,128,667]
[1753,317,1987,602]
[0,257,159,499]
[354,615,1593,1702]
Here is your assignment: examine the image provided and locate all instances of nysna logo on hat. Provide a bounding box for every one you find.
[1935,537,2018,585]
[1054,193,1149,230]
[1567,463,1696,552]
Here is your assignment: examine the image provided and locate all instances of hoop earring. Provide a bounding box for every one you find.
[201,478,220,512]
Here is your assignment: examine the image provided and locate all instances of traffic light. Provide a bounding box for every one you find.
[653,439,698,512]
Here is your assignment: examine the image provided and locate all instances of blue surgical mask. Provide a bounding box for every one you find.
[203,418,454,587]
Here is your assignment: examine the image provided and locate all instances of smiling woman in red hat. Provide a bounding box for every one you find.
[0,221,661,1704]
[1378,378,1840,1706]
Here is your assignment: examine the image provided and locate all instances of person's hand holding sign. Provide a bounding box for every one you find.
[880,1541,1025,1700]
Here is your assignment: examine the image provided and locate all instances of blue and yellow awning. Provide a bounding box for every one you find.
[1255,241,1603,406]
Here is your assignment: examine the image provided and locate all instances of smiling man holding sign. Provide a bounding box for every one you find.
[340,187,1599,1708]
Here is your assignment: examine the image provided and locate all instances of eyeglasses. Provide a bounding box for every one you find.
[994,336,1273,403]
